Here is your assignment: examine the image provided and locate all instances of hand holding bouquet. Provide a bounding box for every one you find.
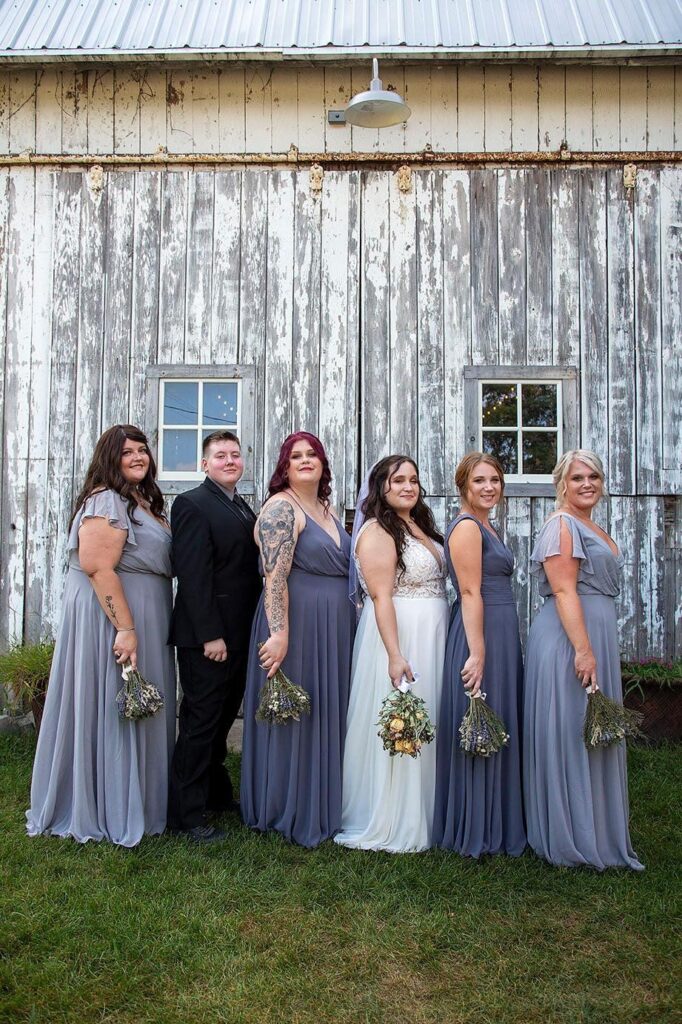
[583,684,643,749]
[255,642,311,725]
[116,660,164,720]
[377,676,435,758]
[458,690,509,757]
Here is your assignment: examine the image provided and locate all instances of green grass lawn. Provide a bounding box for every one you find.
[1,735,680,1024]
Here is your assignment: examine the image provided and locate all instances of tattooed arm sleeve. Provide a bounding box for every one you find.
[257,499,297,635]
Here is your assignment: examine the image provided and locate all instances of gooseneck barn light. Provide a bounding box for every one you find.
[344,59,411,128]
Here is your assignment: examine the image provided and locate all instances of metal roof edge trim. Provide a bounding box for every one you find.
[0,44,680,64]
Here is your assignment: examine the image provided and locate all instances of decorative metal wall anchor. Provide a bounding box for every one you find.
[309,163,324,193]
[396,165,412,193]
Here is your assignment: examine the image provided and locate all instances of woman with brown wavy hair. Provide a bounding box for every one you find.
[335,455,449,852]
[26,425,176,847]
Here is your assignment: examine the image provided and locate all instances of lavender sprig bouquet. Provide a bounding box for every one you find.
[458,691,509,757]
[116,660,164,721]
[255,643,311,725]
[376,679,435,758]
[583,686,644,749]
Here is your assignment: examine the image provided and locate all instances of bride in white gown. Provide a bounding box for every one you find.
[334,455,449,853]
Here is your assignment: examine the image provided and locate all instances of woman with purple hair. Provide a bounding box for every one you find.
[240,432,355,847]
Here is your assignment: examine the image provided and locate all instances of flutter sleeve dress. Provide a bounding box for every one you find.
[523,513,643,870]
[26,489,177,848]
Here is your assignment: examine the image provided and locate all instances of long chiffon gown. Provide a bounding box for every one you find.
[433,514,526,857]
[334,524,449,853]
[240,516,354,847]
[523,513,644,870]
[26,489,177,847]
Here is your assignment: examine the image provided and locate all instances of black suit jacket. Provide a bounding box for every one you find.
[169,477,262,651]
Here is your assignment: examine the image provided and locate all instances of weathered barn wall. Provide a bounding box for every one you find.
[0,64,680,156]
[0,164,680,658]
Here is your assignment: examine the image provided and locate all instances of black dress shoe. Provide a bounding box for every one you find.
[173,823,228,843]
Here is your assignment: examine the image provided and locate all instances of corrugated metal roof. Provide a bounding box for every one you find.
[0,0,680,55]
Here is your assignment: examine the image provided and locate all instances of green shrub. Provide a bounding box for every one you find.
[0,639,54,712]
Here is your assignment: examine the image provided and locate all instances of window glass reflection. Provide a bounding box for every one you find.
[521,384,557,427]
[163,381,198,425]
[163,430,199,472]
[203,382,238,426]
[522,433,557,474]
[482,384,517,427]
[482,431,518,474]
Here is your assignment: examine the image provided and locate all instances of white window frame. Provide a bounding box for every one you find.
[478,378,562,484]
[464,366,578,497]
[144,364,256,495]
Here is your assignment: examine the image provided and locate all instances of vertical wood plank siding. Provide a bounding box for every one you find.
[0,166,680,660]
[1,65,681,157]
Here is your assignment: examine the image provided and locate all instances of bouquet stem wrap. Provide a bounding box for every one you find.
[116,661,164,721]
[458,691,509,757]
[583,685,644,749]
[376,677,435,758]
[255,643,311,725]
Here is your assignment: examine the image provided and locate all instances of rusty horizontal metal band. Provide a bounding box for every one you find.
[0,148,681,168]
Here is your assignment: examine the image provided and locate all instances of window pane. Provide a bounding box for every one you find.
[482,383,517,427]
[163,430,199,472]
[521,383,557,427]
[482,431,518,474]
[522,432,557,474]
[163,381,198,425]
[203,382,238,427]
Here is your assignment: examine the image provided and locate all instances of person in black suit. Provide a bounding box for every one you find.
[168,430,262,842]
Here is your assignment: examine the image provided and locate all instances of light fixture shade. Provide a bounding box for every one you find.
[344,59,411,128]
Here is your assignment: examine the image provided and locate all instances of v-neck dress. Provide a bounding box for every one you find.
[26,489,177,847]
[240,514,355,847]
[433,514,526,857]
[334,524,449,853]
[523,513,643,870]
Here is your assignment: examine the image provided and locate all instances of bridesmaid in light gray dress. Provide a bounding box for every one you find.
[523,450,643,871]
[27,426,176,848]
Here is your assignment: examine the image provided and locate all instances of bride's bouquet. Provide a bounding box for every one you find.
[255,643,311,725]
[583,685,643,749]
[376,676,435,758]
[458,691,509,757]
[116,660,164,721]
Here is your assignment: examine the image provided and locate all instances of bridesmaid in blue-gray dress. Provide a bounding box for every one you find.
[524,450,643,870]
[241,433,354,847]
[27,426,176,847]
[434,453,525,857]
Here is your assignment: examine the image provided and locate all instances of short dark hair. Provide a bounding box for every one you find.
[202,430,241,456]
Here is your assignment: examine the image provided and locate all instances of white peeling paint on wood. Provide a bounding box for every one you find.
[87,69,115,154]
[484,65,512,152]
[1,165,681,657]
[211,171,242,365]
[0,170,9,583]
[291,176,322,435]
[457,65,484,153]
[416,170,446,496]
[42,172,81,633]
[511,65,538,152]
[634,168,662,495]
[538,66,565,152]
[23,169,55,642]
[565,66,593,152]
[442,169,471,484]
[8,69,36,154]
[34,67,61,155]
[388,169,417,458]
[498,167,526,363]
[660,167,682,489]
[0,170,35,645]
[592,66,620,151]
[262,171,295,480]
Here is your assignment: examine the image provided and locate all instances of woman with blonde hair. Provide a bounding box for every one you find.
[523,449,643,870]
[433,452,526,857]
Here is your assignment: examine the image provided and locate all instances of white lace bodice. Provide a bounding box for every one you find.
[354,522,447,600]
